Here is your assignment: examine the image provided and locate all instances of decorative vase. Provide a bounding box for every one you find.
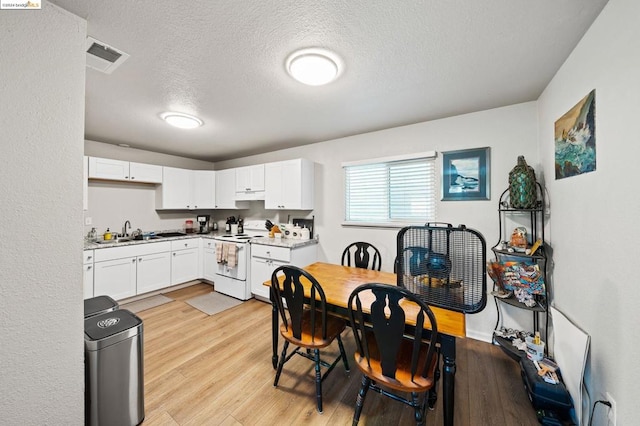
[508,156,537,209]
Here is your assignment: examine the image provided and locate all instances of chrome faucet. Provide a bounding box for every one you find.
[122,220,131,237]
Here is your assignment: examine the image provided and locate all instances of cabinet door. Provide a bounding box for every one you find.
[94,257,137,300]
[265,159,314,210]
[192,170,216,209]
[202,244,217,282]
[83,263,94,299]
[251,257,287,300]
[136,252,171,295]
[171,248,200,285]
[158,166,193,209]
[129,162,163,183]
[215,169,248,209]
[89,157,129,181]
[264,162,283,209]
[236,164,264,192]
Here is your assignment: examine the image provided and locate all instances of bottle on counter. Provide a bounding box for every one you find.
[300,226,310,240]
[238,218,244,234]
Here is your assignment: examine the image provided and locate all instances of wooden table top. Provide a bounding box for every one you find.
[265,262,466,338]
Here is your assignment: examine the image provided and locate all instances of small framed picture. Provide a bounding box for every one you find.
[442,147,490,201]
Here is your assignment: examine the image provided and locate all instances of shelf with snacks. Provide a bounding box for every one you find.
[490,182,549,360]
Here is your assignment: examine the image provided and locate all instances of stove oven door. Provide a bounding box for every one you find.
[215,242,247,281]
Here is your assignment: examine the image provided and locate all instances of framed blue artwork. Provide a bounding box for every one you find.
[442,147,490,201]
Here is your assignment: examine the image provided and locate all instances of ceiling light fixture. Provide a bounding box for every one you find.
[286,48,343,86]
[160,112,203,129]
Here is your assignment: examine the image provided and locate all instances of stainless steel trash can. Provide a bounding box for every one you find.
[84,295,118,318]
[85,309,144,426]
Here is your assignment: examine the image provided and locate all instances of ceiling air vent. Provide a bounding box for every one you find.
[85,36,130,74]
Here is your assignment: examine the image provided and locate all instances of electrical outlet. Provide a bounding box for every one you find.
[85,217,92,225]
[605,392,616,426]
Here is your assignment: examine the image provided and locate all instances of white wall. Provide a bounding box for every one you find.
[0,3,86,424]
[217,101,540,341]
[84,140,217,235]
[537,0,639,423]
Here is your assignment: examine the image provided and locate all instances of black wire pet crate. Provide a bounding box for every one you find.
[396,223,487,314]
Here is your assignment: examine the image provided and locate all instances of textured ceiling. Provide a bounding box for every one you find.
[50,0,608,162]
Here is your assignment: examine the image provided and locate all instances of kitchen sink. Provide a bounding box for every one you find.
[94,237,132,244]
[155,232,187,237]
[133,235,163,240]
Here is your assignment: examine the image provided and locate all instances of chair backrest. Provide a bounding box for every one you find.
[347,283,439,381]
[394,246,430,275]
[342,242,382,271]
[271,265,329,341]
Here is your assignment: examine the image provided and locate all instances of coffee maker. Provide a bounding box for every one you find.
[196,215,210,234]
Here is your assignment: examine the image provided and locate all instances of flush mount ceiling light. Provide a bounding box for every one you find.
[286,48,343,86]
[160,112,203,129]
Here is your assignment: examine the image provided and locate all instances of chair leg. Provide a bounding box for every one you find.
[337,334,350,372]
[352,375,371,426]
[411,392,424,426]
[428,350,442,410]
[314,349,323,413]
[274,341,289,387]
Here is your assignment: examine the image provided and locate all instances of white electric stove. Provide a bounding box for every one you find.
[212,221,268,300]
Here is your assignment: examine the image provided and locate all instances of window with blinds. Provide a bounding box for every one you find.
[344,153,436,226]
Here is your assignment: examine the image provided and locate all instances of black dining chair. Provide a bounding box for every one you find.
[347,283,440,426]
[342,242,382,271]
[271,265,350,413]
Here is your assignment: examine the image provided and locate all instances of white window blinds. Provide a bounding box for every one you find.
[344,153,436,225]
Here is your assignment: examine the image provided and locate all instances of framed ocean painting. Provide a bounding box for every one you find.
[554,90,596,179]
[441,147,490,201]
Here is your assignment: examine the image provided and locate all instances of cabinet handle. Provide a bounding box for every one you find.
[173,253,176,256]
[131,176,135,180]
[132,258,136,263]
[87,256,92,260]
[125,176,129,179]
[87,265,92,270]
[186,205,190,208]
[138,258,142,262]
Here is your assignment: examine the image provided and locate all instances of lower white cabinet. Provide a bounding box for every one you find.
[94,257,138,300]
[171,239,200,285]
[136,252,172,294]
[250,243,317,301]
[202,239,217,282]
[83,249,94,299]
[93,241,171,300]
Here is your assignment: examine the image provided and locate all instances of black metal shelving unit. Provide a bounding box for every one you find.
[491,182,549,361]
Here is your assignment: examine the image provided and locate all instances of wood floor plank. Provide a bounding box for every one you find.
[135,284,539,426]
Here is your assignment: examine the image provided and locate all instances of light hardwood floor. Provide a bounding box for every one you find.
[136,283,539,426]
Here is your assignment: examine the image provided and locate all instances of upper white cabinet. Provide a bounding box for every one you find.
[156,167,216,210]
[192,170,216,209]
[235,164,265,200]
[265,159,314,210]
[129,161,163,183]
[215,169,249,209]
[88,157,162,183]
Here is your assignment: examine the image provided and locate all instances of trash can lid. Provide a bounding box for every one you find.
[84,295,119,318]
[84,309,142,342]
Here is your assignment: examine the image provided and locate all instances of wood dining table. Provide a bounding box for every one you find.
[265,262,466,426]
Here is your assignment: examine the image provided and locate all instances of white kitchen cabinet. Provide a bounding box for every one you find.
[83,156,88,211]
[89,157,162,183]
[192,170,216,209]
[93,241,171,300]
[129,161,163,183]
[157,166,192,209]
[264,159,314,210]
[157,167,217,210]
[171,239,200,285]
[89,157,129,180]
[202,239,217,282]
[215,169,249,209]
[250,242,317,301]
[235,164,265,200]
[136,252,171,295]
[83,249,94,299]
[94,257,138,300]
